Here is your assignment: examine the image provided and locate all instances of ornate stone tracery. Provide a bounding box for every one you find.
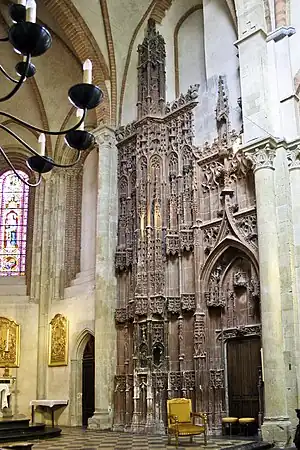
[113,20,260,435]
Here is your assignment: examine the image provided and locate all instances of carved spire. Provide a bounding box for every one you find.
[215,75,229,143]
[137,19,166,120]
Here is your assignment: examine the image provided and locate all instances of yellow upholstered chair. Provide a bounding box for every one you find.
[167,398,207,448]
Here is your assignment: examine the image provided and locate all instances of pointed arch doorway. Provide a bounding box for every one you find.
[82,334,95,427]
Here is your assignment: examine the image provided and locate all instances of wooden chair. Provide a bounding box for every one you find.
[167,398,207,448]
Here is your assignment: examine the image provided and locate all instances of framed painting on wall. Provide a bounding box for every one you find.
[0,317,20,368]
[48,313,69,366]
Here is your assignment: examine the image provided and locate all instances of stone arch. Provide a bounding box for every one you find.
[201,236,259,291]
[174,5,203,98]
[70,328,94,426]
[43,0,110,125]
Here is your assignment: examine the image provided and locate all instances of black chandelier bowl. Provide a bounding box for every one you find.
[9,4,26,24]
[65,130,95,151]
[9,22,52,57]
[15,60,36,78]
[68,84,103,110]
[27,155,54,174]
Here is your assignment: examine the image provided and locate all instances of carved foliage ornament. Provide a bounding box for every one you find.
[287,146,300,169]
[49,314,68,366]
[181,294,196,312]
[165,84,200,115]
[210,369,224,389]
[245,144,276,171]
[216,324,262,341]
[235,213,257,246]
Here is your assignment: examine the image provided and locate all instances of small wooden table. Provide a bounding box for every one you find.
[30,400,68,427]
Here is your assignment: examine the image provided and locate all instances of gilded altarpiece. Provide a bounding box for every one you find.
[0,317,20,368]
[114,21,261,434]
[48,314,68,367]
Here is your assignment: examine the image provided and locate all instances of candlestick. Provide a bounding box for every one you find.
[5,329,9,352]
[76,109,84,130]
[38,133,46,157]
[26,0,36,23]
[83,59,92,84]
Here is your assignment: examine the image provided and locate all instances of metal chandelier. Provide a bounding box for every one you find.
[0,0,103,187]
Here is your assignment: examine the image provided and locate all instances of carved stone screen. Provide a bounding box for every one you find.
[114,20,261,434]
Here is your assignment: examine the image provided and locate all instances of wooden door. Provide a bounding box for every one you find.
[82,335,95,427]
[227,336,261,419]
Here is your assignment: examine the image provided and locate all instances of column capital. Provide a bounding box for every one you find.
[287,145,300,170]
[93,125,116,148]
[244,142,277,172]
[266,26,296,43]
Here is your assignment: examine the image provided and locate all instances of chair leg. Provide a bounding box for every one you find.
[175,433,179,449]
[168,434,171,445]
[204,430,207,446]
[190,435,193,443]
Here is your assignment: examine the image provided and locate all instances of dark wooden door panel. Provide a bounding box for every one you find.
[227,337,261,419]
[82,336,95,427]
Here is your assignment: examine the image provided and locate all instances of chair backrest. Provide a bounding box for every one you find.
[167,398,192,425]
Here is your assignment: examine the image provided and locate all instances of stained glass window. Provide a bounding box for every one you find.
[0,170,29,276]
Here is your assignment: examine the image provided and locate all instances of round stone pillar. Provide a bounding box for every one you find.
[88,126,118,430]
[287,146,300,407]
[245,141,291,445]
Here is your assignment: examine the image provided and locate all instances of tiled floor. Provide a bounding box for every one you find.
[8,428,255,450]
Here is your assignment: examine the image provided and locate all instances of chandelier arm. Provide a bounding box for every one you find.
[0,53,29,102]
[0,124,82,168]
[0,145,42,187]
[0,65,19,83]
[0,108,87,135]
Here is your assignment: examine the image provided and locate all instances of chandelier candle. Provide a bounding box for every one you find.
[76,109,84,131]
[83,59,92,84]
[25,0,36,23]
[38,133,46,157]
[17,0,26,5]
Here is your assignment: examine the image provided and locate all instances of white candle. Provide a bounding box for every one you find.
[83,59,92,84]
[18,0,27,5]
[5,329,9,352]
[38,133,46,157]
[26,0,36,23]
[76,109,84,130]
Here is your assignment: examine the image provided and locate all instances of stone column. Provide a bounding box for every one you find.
[235,25,272,143]
[287,145,300,408]
[245,139,291,445]
[36,177,53,399]
[88,126,118,430]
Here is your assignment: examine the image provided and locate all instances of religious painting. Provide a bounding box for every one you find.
[0,317,20,368]
[48,314,69,366]
[0,170,29,276]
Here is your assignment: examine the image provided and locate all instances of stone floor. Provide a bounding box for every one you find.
[7,428,259,450]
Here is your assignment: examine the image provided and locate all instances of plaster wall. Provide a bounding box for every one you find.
[80,150,97,274]
[196,0,240,144]
[47,290,95,426]
[0,292,38,419]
